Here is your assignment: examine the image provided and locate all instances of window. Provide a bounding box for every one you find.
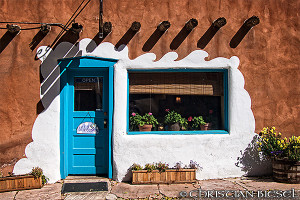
[74,77,103,111]
[128,70,228,134]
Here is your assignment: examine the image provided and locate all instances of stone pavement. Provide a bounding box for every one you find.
[0,176,299,200]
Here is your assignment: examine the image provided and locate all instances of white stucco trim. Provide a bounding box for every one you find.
[14,38,262,183]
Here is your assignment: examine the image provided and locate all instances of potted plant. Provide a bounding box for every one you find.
[130,112,158,131]
[164,109,187,131]
[191,116,208,130]
[0,167,48,192]
[131,160,201,184]
[257,127,300,183]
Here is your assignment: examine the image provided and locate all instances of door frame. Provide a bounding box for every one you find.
[59,56,117,179]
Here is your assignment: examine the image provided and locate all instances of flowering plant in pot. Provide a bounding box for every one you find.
[257,127,300,161]
[130,112,158,131]
[257,126,300,183]
[190,116,208,130]
[164,109,187,131]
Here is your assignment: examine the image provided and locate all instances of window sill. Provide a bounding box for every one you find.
[127,130,229,135]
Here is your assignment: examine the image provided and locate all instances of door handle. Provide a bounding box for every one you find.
[104,119,108,129]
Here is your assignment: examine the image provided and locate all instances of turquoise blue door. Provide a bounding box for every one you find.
[67,69,109,175]
[68,69,109,174]
[60,56,116,179]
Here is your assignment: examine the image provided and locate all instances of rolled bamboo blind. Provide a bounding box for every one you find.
[129,72,223,96]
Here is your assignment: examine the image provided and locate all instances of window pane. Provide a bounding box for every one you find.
[74,77,103,111]
[129,72,224,131]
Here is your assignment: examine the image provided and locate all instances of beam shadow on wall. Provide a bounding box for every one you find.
[86,22,112,53]
[230,16,260,48]
[36,42,81,114]
[115,21,141,51]
[170,18,198,50]
[29,25,51,51]
[52,23,83,50]
[197,17,227,49]
[142,21,171,52]
[0,28,20,54]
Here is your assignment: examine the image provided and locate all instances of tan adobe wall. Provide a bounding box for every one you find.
[0,0,299,174]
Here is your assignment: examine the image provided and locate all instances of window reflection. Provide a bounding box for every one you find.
[74,77,103,111]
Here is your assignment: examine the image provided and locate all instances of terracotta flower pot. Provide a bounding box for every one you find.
[200,123,210,130]
[138,124,152,131]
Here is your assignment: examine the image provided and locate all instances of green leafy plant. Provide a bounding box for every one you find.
[156,162,169,172]
[191,116,206,129]
[257,127,300,162]
[132,161,202,172]
[130,112,159,130]
[30,167,48,185]
[144,163,156,172]
[131,163,143,171]
[164,110,187,127]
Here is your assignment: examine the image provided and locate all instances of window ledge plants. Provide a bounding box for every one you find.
[0,167,48,192]
[131,161,202,184]
[130,112,158,132]
[164,110,187,131]
[257,127,300,184]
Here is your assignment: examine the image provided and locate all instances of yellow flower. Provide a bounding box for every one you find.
[278,132,281,136]
[272,127,276,130]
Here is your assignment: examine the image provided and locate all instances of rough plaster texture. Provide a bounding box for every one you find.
[14,39,270,183]
[1,0,298,176]
[13,96,61,183]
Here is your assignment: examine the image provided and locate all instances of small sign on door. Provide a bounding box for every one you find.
[77,122,99,134]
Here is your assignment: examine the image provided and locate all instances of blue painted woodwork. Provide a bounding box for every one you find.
[127,68,229,135]
[59,57,116,179]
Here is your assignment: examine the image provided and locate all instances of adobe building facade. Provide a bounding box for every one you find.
[0,0,299,183]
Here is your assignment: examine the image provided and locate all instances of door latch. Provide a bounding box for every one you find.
[104,119,108,129]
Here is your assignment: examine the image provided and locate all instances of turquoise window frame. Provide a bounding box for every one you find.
[127,69,229,135]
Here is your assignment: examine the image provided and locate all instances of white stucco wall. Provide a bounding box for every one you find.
[13,39,270,183]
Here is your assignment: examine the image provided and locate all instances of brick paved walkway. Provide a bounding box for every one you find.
[0,177,299,199]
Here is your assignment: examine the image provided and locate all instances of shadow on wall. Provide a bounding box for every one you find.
[236,135,272,176]
[123,166,133,183]
[197,18,227,49]
[115,22,141,51]
[29,25,51,51]
[142,21,171,52]
[0,30,20,54]
[170,19,198,50]
[230,16,260,48]
[86,22,112,53]
[36,41,82,114]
